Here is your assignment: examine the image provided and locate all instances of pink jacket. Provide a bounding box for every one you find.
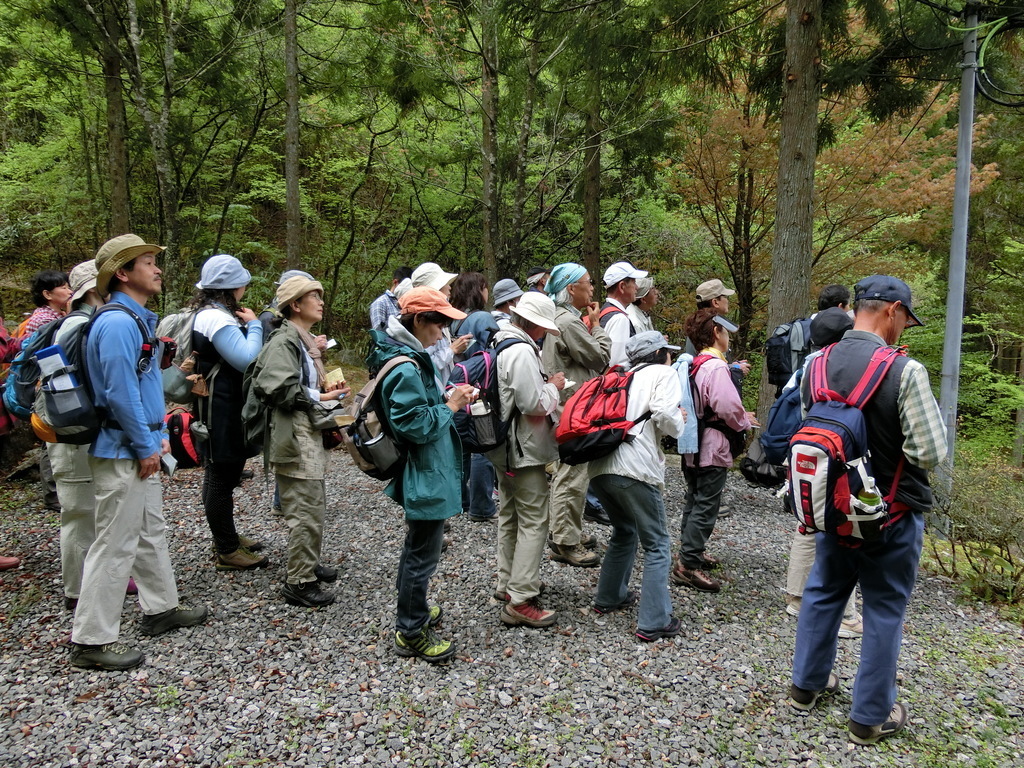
[686,353,750,468]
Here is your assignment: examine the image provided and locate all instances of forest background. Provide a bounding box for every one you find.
[0,0,1022,472]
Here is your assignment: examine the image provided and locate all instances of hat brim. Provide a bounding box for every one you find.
[511,306,560,335]
[71,278,97,303]
[428,272,458,291]
[437,305,467,321]
[905,308,923,327]
[96,243,165,295]
[713,315,739,333]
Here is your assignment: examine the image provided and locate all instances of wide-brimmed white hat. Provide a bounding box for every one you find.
[411,262,458,292]
[510,292,560,336]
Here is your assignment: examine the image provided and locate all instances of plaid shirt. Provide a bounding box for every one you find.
[897,358,947,470]
[369,291,400,332]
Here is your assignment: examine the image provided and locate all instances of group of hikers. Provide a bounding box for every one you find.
[0,234,946,747]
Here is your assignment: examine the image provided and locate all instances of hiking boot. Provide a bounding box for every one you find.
[394,625,456,663]
[209,535,264,555]
[500,598,557,628]
[64,596,79,611]
[671,564,721,593]
[270,505,284,517]
[635,617,682,642]
[697,552,720,570]
[140,605,209,636]
[314,563,338,583]
[428,605,443,626]
[593,590,639,615]
[282,581,336,608]
[790,673,840,711]
[849,702,908,745]
[468,512,497,522]
[0,556,20,571]
[70,642,144,671]
[493,583,545,603]
[583,502,612,526]
[581,534,598,550]
[216,547,269,571]
[549,542,601,568]
[717,503,733,520]
[839,615,864,639]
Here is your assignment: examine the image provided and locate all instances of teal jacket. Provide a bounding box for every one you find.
[367,326,462,520]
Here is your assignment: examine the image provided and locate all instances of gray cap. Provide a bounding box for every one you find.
[492,278,524,306]
[625,330,680,364]
[196,254,251,290]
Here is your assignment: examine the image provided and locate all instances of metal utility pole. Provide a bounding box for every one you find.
[936,1,979,496]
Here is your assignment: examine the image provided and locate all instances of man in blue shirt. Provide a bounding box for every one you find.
[69,234,208,671]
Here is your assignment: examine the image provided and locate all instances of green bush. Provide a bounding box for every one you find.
[924,452,1024,612]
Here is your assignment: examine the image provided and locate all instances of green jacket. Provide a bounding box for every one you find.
[251,321,319,470]
[367,326,462,520]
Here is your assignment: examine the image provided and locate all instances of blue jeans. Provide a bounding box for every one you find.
[791,512,924,726]
[395,519,446,636]
[590,474,673,632]
[679,465,728,568]
[462,451,496,518]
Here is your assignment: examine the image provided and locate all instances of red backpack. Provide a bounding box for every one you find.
[555,365,651,465]
[165,406,202,469]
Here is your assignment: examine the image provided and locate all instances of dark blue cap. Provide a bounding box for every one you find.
[854,275,923,327]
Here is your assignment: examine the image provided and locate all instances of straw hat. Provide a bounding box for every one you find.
[95,234,164,295]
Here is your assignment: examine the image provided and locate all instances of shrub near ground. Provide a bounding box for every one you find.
[922,451,1024,620]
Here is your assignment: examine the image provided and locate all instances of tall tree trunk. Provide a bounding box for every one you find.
[757,0,821,418]
[581,51,602,283]
[284,0,302,268]
[101,0,130,234]
[507,38,539,275]
[479,0,499,285]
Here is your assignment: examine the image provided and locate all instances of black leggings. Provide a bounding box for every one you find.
[202,460,245,554]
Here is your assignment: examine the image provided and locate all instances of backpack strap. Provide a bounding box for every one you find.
[846,346,906,409]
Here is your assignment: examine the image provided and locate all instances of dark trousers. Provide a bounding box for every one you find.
[201,460,245,554]
[678,464,728,568]
[792,512,924,726]
[395,518,446,636]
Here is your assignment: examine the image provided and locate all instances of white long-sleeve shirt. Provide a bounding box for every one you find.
[588,363,686,489]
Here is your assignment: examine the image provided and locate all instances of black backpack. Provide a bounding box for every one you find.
[765,317,812,389]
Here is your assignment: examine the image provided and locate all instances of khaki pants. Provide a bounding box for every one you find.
[277,475,325,585]
[496,465,550,604]
[48,442,95,599]
[72,458,178,645]
[786,527,858,619]
[548,460,588,547]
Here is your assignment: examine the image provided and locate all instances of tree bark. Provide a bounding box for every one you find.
[757,0,821,419]
[101,0,130,234]
[581,49,602,283]
[284,0,302,268]
[479,0,499,285]
[507,38,540,276]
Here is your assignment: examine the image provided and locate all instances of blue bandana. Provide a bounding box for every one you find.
[545,263,587,296]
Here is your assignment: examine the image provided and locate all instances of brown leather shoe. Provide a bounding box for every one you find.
[549,542,601,568]
[671,564,721,593]
[216,547,269,571]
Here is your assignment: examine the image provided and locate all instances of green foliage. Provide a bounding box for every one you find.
[924,451,1024,609]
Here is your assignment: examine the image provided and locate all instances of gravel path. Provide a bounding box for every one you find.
[1,452,1022,767]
